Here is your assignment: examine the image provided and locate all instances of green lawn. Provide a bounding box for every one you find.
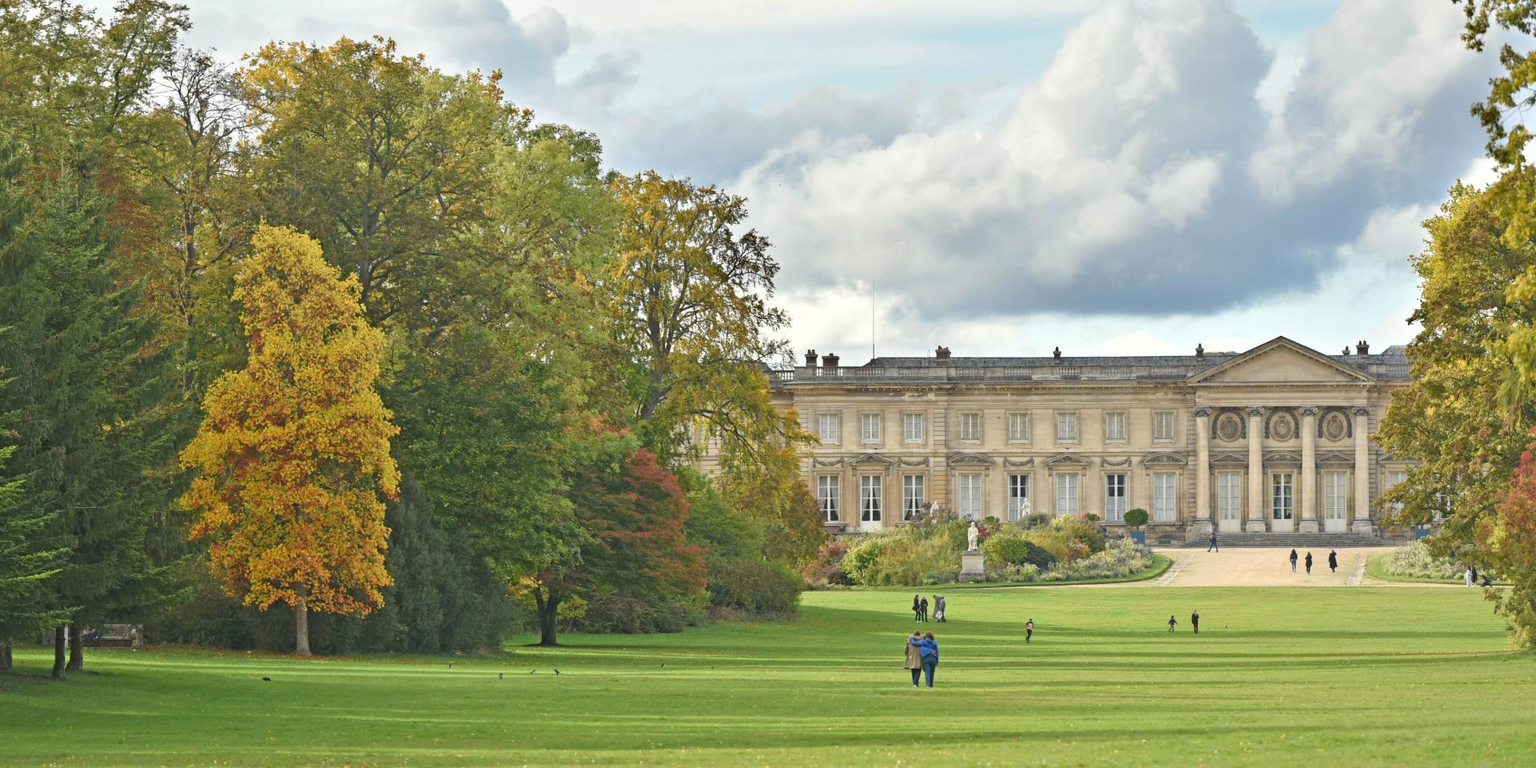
[3,587,1534,766]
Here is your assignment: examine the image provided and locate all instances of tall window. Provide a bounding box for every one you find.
[860,476,882,523]
[1055,412,1078,443]
[1271,473,1294,521]
[958,412,981,441]
[1152,473,1177,521]
[1104,473,1127,522]
[1217,472,1242,522]
[1153,411,1176,441]
[1323,472,1348,522]
[1008,412,1030,441]
[817,476,840,522]
[1385,470,1407,515]
[1055,474,1079,516]
[903,413,924,442]
[1008,474,1030,519]
[957,474,982,519]
[1105,412,1126,441]
[902,475,926,521]
[818,413,840,443]
[860,413,881,443]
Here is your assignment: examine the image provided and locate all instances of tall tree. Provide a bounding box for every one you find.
[0,392,70,675]
[180,226,399,656]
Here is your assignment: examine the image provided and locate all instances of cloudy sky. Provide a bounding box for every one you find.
[130,0,1501,361]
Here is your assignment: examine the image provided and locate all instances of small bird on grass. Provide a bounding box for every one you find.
[261,677,271,682]
[529,669,535,675]
[498,673,503,680]
[660,663,666,668]
[554,669,561,676]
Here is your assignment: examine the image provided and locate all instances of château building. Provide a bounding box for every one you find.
[770,336,1412,541]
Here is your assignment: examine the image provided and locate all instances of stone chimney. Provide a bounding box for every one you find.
[1356,340,1370,356]
[1195,343,1205,361]
[935,345,951,361]
[1341,346,1351,356]
[821,352,839,370]
[804,349,818,367]
[1052,346,1063,364]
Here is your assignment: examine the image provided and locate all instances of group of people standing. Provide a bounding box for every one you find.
[1288,549,1340,575]
[1464,566,1494,587]
[912,594,946,622]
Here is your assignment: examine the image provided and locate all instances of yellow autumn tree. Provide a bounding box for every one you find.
[180,225,400,656]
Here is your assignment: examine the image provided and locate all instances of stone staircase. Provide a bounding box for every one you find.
[1180,532,1380,548]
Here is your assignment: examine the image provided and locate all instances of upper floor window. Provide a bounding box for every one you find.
[1008,412,1030,441]
[860,413,881,443]
[818,413,840,443]
[903,413,925,442]
[1104,411,1127,441]
[958,412,981,441]
[1055,412,1078,443]
[1153,411,1177,441]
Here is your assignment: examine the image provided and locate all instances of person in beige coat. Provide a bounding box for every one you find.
[904,631,924,687]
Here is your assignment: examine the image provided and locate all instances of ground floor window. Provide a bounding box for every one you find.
[1272,472,1294,521]
[1323,472,1348,522]
[1103,473,1126,522]
[957,474,982,520]
[1055,473,1079,516]
[1385,470,1406,516]
[902,474,926,521]
[817,475,839,523]
[1152,472,1177,522]
[1008,474,1030,519]
[860,476,882,523]
[1217,472,1241,522]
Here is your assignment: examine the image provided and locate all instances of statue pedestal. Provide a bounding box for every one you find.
[960,550,985,581]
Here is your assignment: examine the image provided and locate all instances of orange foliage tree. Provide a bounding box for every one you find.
[1485,440,1536,649]
[180,226,400,656]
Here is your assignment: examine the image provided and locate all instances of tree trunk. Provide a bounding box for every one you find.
[66,627,84,673]
[1,640,12,674]
[295,587,311,657]
[536,590,561,647]
[51,626,67,680]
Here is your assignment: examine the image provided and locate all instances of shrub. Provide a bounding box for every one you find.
[981,533,1058,571]
[573,592,705,634]
[707,558,803,617]
[1382,541,1461,579]
[802,542,852,587]
[1003,563,1041,582]
[1040,537,1153,581]
[1124,508,1149,528]
[839,533,901,585]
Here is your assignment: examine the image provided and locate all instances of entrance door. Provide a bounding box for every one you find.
[1322,472,1348,533]
[1216,472,1242,533]
[1271,472,1295,532]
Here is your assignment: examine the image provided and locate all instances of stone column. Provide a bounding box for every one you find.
[1193,407,1213,536]
[1246,406,1266,532]
[1352,405,1373,533]
[1298,406,1319,533]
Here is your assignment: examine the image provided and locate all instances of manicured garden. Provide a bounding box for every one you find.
[4,586,1532,766]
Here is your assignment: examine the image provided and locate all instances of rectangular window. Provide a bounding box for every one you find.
[1104,473,1127,522]
[1153,411,1176,441]
[818,413,840,443]
[1055,473,1079,516]
[1152,472,1177,521]
[958,412,981,441]
[817,476,840,523]
[1008,474,1031,519]
[902,475,926,521]
[1323,472,1348,521]
[860,476,882,523]
[1272,473,1294,521]
[957,474,982,520]
[860,413,881,443]
[1386,470,1407,515]
[1105,412,1126,441]
[1008,412,1030,441]
[903,413,924,442]
[1055,412,1078,442]
[1217,472,1242,522]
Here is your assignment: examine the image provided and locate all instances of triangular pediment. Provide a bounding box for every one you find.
[1189,337,1372,384]
[849,452,894,466]
[1044,453,1091,468]
[946,452,995,467]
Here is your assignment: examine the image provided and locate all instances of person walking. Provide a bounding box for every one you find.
[917,632,939,687]
[934,595,946,623]
[1464,568,1475,587]
[1207,531,1219,552]
[904,631,924,687]
[1289,549,1298,573]
[1168,615,1178,633]
[1471,566,1480,584]
[919,596,929,623]
[1328,550,1339,573]
[1191,610,1200,634]
[912,594,922,622]
[1025,619,1034,644]
[1305,552,1314,575]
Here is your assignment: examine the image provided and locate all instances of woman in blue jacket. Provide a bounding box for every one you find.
[911,631,939,687]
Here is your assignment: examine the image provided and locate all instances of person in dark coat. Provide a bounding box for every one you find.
[1191,610,1200,634]
[1305,552,1314,575]
[912,594,922,622]
[1470,566,1479,584]
[1328,550,1339,573]
[1025,619,1034,644]
[1207,532,1218,552]
[920,597,929,623]
[1289,549,1298,573]
[1168,615,1177,633]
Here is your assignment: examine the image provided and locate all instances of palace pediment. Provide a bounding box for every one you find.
[1142,452,1188,467]
[946,452,996,467]
[848,452,894,466]
[1189,337,1373,385]
[1043,453,1091,468]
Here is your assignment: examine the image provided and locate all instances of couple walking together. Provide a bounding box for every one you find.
[904,631,939,687]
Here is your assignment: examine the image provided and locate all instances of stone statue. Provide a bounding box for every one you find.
[1021,498,1031,518]
[967,521,980,551]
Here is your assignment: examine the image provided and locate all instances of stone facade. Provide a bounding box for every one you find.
[762,337,1411,541]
